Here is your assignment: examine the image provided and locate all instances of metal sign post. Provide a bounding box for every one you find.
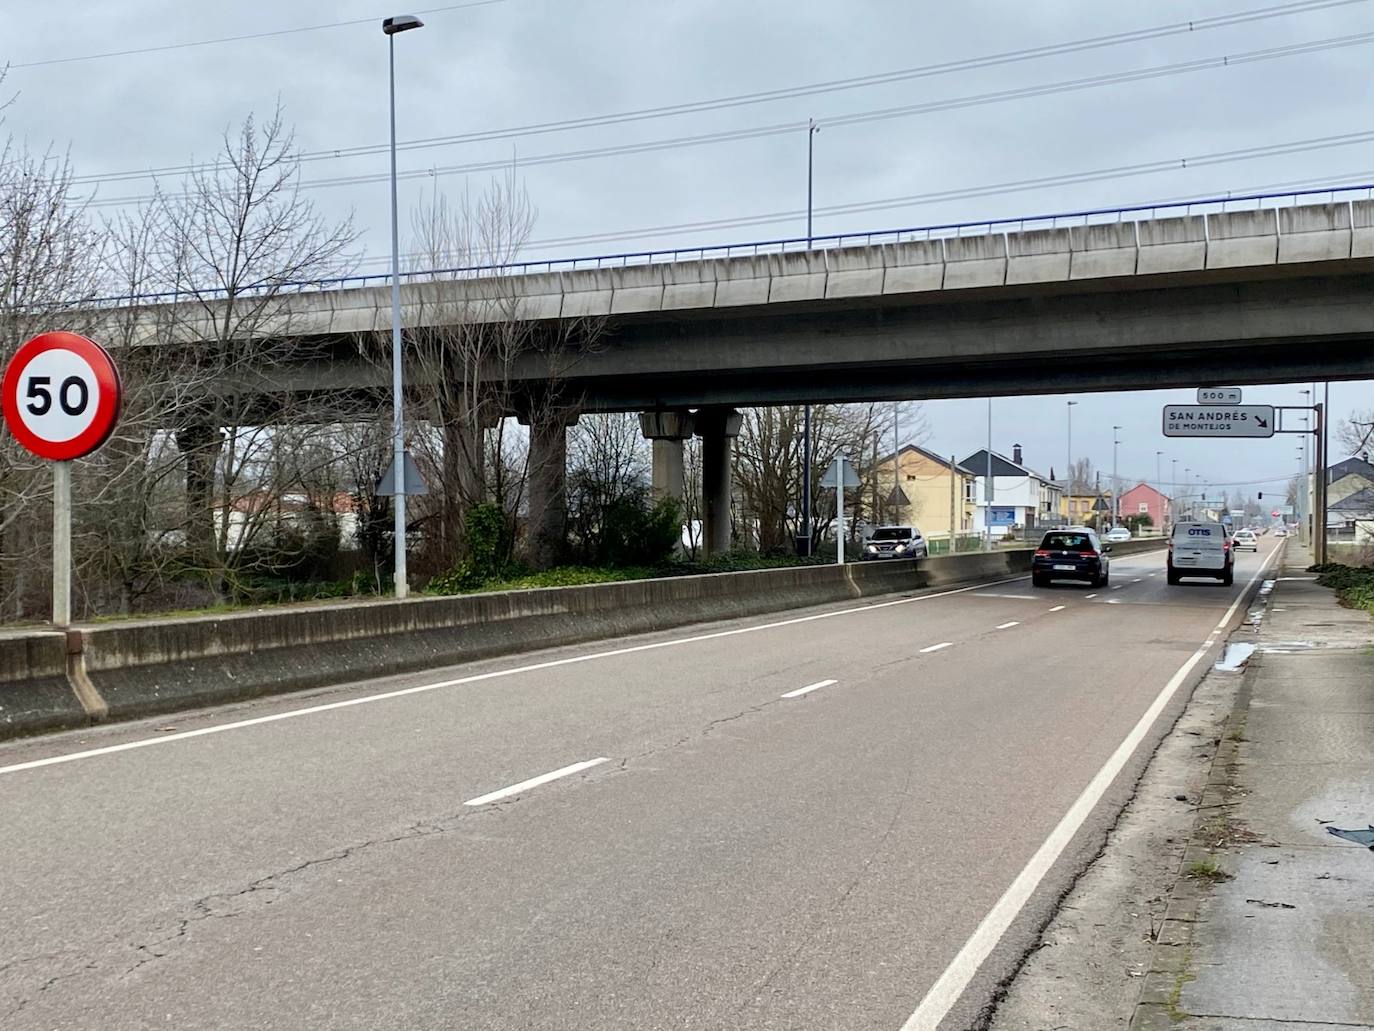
[820,455,862,565]
[2,332,122,628]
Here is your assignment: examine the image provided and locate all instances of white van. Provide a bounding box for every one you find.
[1167,521,1233,585]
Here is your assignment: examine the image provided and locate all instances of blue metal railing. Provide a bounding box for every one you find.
[88,180,1374,307]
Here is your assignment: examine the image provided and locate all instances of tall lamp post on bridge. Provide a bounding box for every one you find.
[383,13,425,598]
[1171,458,1177,524]
[799,118,821,557]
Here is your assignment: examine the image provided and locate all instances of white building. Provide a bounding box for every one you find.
[959,444,1063,536]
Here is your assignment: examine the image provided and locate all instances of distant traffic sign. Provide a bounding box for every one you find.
[1162,404,1275,438]
[1197,387,1242,404]
[2,332,122,461]
[820,455,863,489]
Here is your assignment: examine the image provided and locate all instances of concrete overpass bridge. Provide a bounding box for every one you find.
[97,187,1374,557]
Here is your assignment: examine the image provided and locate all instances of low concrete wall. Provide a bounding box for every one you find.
[1,549,1035,739]
[0,631,85,737]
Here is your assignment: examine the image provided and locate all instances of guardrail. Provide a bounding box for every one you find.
[85,181,1374,307]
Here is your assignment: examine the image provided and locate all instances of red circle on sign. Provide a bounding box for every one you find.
[1,332,122,461]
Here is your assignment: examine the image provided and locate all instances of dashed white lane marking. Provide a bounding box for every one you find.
[1112,584,1124,590]
[0,574,1033,779]
[1048,605,1066,612]
[464,757,611,807]
[1107,599,1122,604]
[1084,593,1098,599]
[781,679,837,699]
[920,642,954,653]
[995,622,1020,630]
[900,544,1280,1031]
[1133,578,1143,583]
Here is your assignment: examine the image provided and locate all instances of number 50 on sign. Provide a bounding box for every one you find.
[2,332,122,461]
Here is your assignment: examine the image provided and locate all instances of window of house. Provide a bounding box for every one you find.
[1139,502,1149,513]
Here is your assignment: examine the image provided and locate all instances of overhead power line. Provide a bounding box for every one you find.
[76,28,1374,209]
[321,130,1374,264]
[8,0,508,69]
[63,0,1370,187]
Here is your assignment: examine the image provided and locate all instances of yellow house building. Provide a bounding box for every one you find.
[872,444,977,539]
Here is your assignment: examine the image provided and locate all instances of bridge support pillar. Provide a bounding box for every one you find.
[696,408,742,558]
[175,423,224,563]
[639,410,695,503]
[521,405,578,570]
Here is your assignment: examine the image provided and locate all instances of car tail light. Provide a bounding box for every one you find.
[1034,549,1051,558]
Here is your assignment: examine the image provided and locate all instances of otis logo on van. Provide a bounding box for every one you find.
[1161,404,1275,438]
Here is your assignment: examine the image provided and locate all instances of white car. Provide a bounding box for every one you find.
[1104,527,1132,543]
[1273,527,1289,538]
[1232,528,1258,552]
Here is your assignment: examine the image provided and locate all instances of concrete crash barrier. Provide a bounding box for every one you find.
[0,632,90,737]
[1,548,1053,739]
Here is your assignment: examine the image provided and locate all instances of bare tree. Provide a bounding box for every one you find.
[155,104,358,591]
[1337,408,1374,461]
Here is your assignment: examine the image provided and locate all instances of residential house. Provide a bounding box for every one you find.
[1327,455,1374,505]
[872,444,977,539]
[1060,491,1099,523]
[959,444,1063,535]
[1328,485,1374,537]
[1117,482,1172,529]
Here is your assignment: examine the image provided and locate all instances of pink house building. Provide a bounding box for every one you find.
[1117,482,1172,528]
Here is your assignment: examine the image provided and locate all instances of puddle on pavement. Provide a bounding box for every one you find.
[1215,642,1257,671]
[1260,640,1319,654]
[1259,579,1277,597]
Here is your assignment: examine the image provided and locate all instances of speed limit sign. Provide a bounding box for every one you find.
[2,332,122,461]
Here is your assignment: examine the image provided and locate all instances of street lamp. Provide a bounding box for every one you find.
[799,118,820,558]
[1112,426,1122,528]
[1065,400,1077,516]
[383,13,424,599]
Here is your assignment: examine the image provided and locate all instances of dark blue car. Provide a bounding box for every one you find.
[1031,529,1111,587]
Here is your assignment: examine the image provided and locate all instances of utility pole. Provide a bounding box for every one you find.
[984,399,994,551]
[1112,425,1122,528]
[799,118,821,558]
[949,454,958,553]
[1170,458,1177,526]
[1065,400,1077,520]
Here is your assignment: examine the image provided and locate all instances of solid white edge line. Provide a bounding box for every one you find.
[898,544,1279,1031]
[919,642,954,653]
[463,757,610,807]
[0,573,1034,778]
[1048,605,1066,612]
[994,622,1020,630]
[781,678,837,699]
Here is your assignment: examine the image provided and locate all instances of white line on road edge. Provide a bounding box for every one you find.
[994,622,1020,630]
[1048,605,1066,612]
[781,679,837,699]
[919,642,954,653]
[463,757,610,807]
[898,544,1279,1031]
[0,574,1035,778]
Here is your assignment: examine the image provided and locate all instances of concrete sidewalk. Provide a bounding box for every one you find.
[1134,543,1374,1029]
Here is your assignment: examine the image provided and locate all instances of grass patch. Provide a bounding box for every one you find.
[1308,563,1374,613]
[1184,856,1233,882]
[1168,945,1197,1022]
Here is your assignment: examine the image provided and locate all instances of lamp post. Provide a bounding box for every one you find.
[798,118,821,557]
[1112,426,1122,528]
[1065,400,1077,518]
[383,13,424,599]
[984,398,994,551]
[1184,467,1191,519]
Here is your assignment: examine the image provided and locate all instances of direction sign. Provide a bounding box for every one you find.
[1161,404,1275,438]
[1197,387,1242,404]
[2,332,122,461]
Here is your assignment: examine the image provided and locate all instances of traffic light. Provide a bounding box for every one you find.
[1257,492,1264,499]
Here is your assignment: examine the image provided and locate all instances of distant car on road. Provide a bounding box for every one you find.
[1104,526,1132,543]
[1032,528,1111,587]
[1232,528,1258,552]
[1168,521,1234,585]
[1273,527,1289,538]
[861,525,928,560]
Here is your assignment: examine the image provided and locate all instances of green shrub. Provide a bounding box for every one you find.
[1309,563,1374,613]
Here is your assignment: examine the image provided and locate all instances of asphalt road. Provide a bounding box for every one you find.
[0,539,1281,1030]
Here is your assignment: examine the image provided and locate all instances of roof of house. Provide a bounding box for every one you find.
[1328,456,1374,484]
[1119,481,1172,501]
[1330,486,1374,513]
[960,449,1037,480]
[878,442,977,476]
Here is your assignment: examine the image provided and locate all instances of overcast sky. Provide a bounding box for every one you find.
[4,0,1373,495]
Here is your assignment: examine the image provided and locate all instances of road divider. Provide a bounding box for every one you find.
[0,542,1165,742]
